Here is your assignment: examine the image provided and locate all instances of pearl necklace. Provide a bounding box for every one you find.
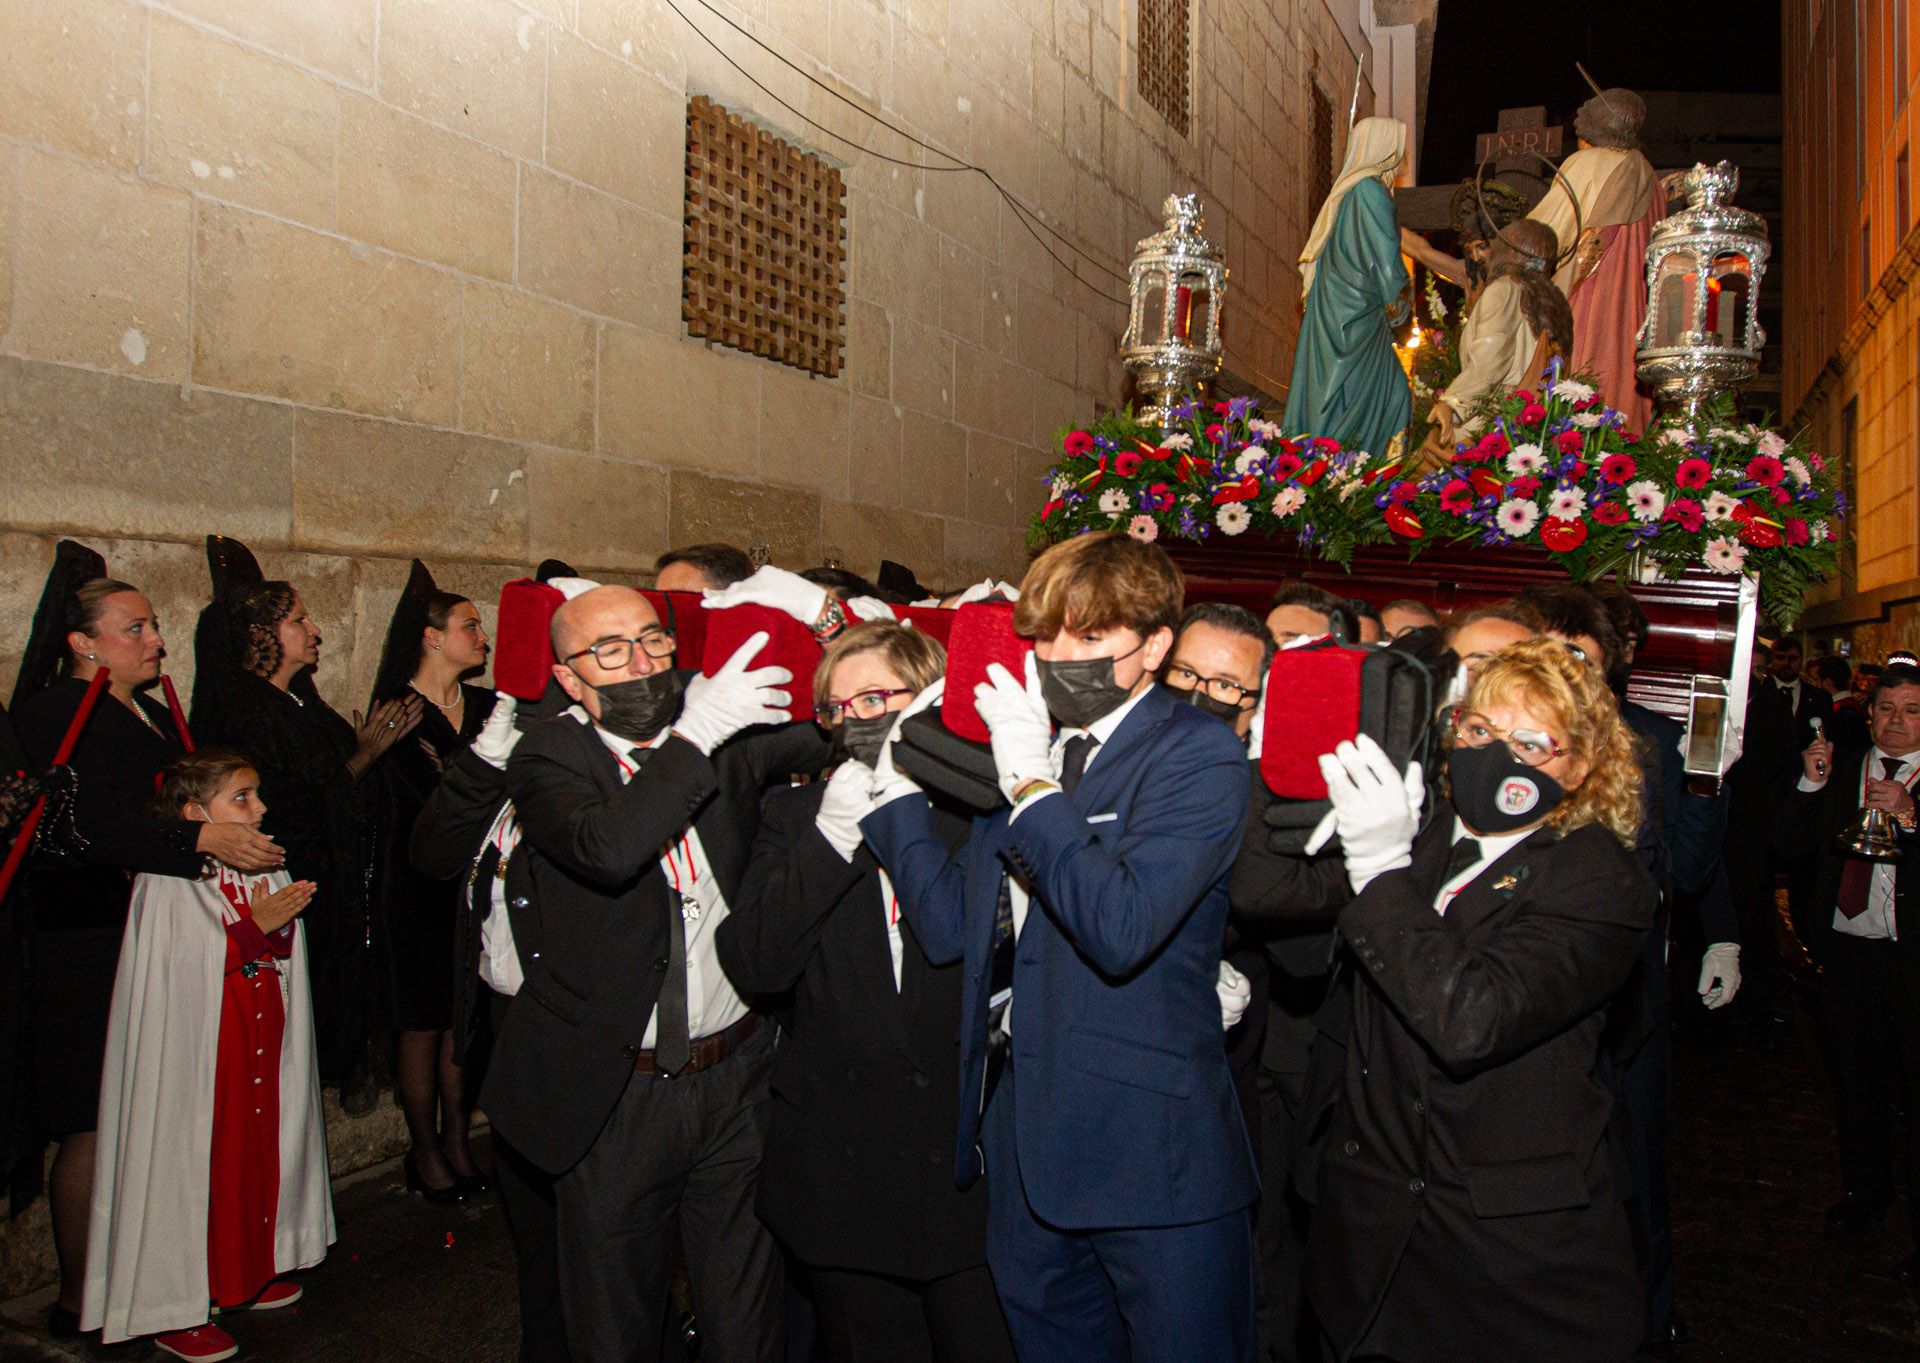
[410,682,462,712]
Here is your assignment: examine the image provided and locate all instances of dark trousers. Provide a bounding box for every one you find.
[1617,1005,1673,1348]
[982,1063,1257,1363]
[1255,1068,1313,1363]
[806,1263,1013,1363]
[554,1022,783,1362]
[1823,934,1920,1244]
[490,992,571,1363]
[1723,830,1782,1029]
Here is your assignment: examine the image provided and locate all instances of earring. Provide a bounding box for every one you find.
[86,652,98,661]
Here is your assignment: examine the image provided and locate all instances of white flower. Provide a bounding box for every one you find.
[1703,490,1741,522]
[1496,498,1540,538]
[1706,425,1747,445]
[1339,479,1368,502]
[1271,486,1306,517]
[1570,410,1604,429]
[1216,503,1251,535]
[1627,479,1666,523]
[1505,442,1546,476]
[1548,486,1589,520]
[1757,430,1788,457]
[1247,418,1284,441]
[1049,476,1071,500]
[1811,518,1831,544]
[1098,487,1129,516]
[1161,432,1194,451]
[1657,426,1691,448]
[1551,378,1595,403]
[1234,446,1267,474]
[1784,455,1812,487]
[1702,535,1747,573]
[1126,515,1159,543]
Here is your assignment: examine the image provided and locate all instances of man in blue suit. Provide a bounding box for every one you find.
[860,533,1258,1361]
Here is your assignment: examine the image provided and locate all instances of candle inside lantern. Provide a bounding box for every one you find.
[1704,275,1720,336]
[1174,284,1193,340]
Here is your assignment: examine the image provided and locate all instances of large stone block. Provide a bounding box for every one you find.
[668,471,822,570]
[918,172,1000,268]
[575,0,688,87]
[145,15,339,228]
[0,357,294,544]
[829,0,891,101]
[166,0,376,86]
[598,324,763,476]
[845,298,891,401]
[379,0,546,158]
[0,0,143,169]
[1015,281,1079,388]
[518,168,681,330]
[891,317,954,419]
[965,430,1025,525]
[460,284,597,449]
[529,449,673,575]
[820,499,943,586]
[943,519,1029,588]
[898,411,969,518]
[953,343,1032,442]
[337,96,516,281]
[937,241,985,347]
[759,367,851,502]
[545,31,685,213]
[0,148,12,337]
[194,204,461,424]
[293,409,529,562]
[848,196,939,328]
[846,394,903,510]
[7,151,192,382]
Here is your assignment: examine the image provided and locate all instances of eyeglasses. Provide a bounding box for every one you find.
[1163,664,1260,707]
[564,629,676,670]
[814,688,914,724]
[1449,707,1566,768]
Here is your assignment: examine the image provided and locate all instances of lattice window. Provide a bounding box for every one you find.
[683,96,846,378]
[1138,0,1190,137]
[1308,83,1335,223]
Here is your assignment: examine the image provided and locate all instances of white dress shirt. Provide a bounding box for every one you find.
[478,801,525,996]
[1802,746,1918,942]
[588,715,749,1045]
[878,868,904,991]
[1432,817,1535,915]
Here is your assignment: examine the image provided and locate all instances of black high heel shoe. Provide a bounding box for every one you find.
[449,1169,491,1196]
[403,1152,464,1205]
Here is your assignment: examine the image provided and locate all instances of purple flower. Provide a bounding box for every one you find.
[1170,398,1200,422]
[1225,396,1256,422]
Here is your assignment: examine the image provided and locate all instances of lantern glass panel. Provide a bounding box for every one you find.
[1709,251,1751,346]
[1176,271,1210,343]
[1652,251,1700,348]
[1140,276,1169,344]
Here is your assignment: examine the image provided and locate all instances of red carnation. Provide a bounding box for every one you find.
[1519,402,1548,425]
[1574,396,1601,412]
[1592,501,1629,525]
[1212,401,1231,416]
[1598,453,1637,482]
[1297,459,1330,487]
[1480,431,1512,458]
[1062,431,1094,458]
[1772,486,1792,506]
[1663,499,1705,532]
[1439,479,1475,514]
[1746,455,1787,486]
[1147,482,1174,511]
[1384,505,1424,538]
[1468,469,1505,500]
[1508,475,1542,498]
[1785,517,1810,546]
[1315,437,1343,453]
[1674,458,1711,488]
[1390,481,1419,503]
[1540,517,1588,553]
[1563,460,1589,480]
[1205,423,1227,444]
[1555,429,1586,454]
[1142,442,1174,461]
[1114,450,1143,477]
[1272,451,1304,480]
[1510,388,1536,404]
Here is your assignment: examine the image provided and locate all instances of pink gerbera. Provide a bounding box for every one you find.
[1746,455,1786,486]
[1674,458,1712,489]
[1126,515,1159,543]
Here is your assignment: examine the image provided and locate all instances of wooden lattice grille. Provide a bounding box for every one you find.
[683,96,846,378]
[1138,0,1190,136]
[1309,83,1335,223]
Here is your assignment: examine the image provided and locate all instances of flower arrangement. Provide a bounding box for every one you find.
[1031,370,1846,627]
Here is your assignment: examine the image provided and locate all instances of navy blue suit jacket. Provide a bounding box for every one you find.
[860,683,1259,1231]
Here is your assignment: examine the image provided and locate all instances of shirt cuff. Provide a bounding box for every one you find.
[1008,786,1058,823]
[1797,774,1828,793]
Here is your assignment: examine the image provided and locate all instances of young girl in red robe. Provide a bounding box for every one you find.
[83,750,335,1361]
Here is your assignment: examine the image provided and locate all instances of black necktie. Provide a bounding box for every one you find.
[630,746,692,1077]
[1446,835,1482,884]
[1060,734,1097,795]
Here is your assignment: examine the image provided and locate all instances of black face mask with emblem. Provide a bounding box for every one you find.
[1447,741,1568,835]
[588,670,685,745]
[1177,685,1248,727]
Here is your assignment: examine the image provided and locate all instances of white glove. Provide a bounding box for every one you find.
[702,565,830,628]
[846,596,896,622]
[814,760,871,862]
[1697,941,1742,1010]
[993,580,1020,601]
[1246,680,1269,762]
[1317,735,1424,893]
[472,692,520,770]
[976,655,1057,804]
[947,578,999,607]
[1217,960,1252,1030]
[870,679,942,806]
[673,631,792,755]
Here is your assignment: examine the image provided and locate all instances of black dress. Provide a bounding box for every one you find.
[210,673,370,1082]
[14,678,201,1134]
[368,683,488,1032]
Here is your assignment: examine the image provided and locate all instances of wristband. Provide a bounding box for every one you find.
[812,596,848,641]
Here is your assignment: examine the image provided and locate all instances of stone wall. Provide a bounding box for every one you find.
[0,0,1371,705]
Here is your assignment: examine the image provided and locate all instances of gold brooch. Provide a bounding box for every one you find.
[1493,875,1518,891]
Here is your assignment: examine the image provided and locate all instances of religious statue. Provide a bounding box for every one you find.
[1415,218,1574,467]
[1283,116,1412,461]
[1526,87,1661,430]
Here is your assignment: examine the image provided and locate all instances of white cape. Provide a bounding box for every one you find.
[81,869,334,1343]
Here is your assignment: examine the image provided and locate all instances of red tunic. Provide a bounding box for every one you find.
[205,909,293,1309]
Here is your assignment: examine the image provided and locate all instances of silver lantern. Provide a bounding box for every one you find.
[1121,193,1228,429]
[1635,162,1770,427]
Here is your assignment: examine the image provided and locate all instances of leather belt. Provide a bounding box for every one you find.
[634,1012,760,1077]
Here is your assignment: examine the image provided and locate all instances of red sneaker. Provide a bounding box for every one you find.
[153,1323,239,1361]
[234,1280,302,1311]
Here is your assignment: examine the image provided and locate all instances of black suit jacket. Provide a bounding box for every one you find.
[482,713,828,1176]
[1306,819,1654,1363]
[716,782,989,1281]
[1797,745,1920,964]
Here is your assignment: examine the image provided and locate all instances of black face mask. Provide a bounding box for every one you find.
[1037,641,1144,730]
[588,670,685,744]
[835,713,896,768]
[1447,742,1568,835]
[1177,684,1247,727]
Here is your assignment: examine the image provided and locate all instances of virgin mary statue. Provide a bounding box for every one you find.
[1282,116,1412,460]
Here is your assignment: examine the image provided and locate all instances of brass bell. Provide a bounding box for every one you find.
[1839,806,1906,862]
